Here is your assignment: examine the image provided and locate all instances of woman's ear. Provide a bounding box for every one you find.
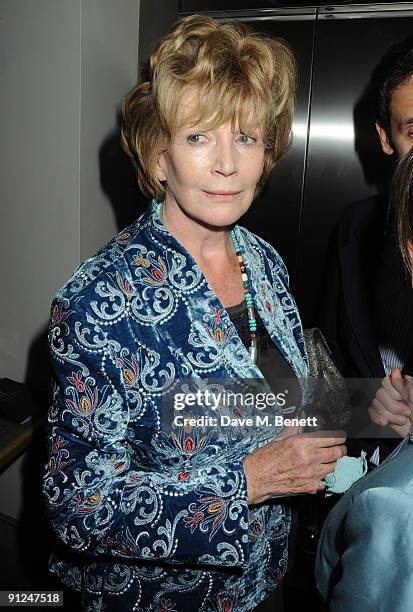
[156,151,168,182]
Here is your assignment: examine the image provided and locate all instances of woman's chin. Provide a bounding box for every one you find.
[196,213,246,230]
[193,204,252,229]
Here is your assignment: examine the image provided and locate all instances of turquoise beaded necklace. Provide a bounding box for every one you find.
[230,228,258,363]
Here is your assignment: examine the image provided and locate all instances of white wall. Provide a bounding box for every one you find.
[0,0,140,520]
[0,0,82,386]
[80,0,141,259]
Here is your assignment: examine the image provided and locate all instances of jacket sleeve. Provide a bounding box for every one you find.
[327,487,413,612]
[43,295,250,569]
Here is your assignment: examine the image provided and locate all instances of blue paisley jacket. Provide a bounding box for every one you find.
[43,200,308,612]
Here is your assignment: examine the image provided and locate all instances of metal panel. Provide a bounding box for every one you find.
[139,0,179,64]
[179,3,317,15]
[179,1,413,14]
[319,3,413,15]
[180,0,283,11]
[297,12,413,325]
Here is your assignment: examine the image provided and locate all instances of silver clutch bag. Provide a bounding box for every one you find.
[304,327,350,430]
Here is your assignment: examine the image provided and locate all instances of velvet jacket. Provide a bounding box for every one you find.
[43,201,308,612]
[315,434,413,612]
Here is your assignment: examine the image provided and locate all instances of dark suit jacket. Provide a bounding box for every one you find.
[320,193,391,378]
[319,194,406,457]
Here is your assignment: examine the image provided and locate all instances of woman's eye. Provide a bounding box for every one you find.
[187,133,206,144]
[238,134,257,145]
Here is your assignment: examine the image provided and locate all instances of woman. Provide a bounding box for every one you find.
[43,14,346,611]
[316,147,413,612]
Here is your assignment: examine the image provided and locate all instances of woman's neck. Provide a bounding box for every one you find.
[160,200,235,267]
[159,199,245,306]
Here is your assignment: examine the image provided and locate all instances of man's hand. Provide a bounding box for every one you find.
[368,368,413,438]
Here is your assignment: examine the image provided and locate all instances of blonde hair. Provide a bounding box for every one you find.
[122,14,296,200]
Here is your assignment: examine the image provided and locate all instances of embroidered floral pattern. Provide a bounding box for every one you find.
[46,435,74,480]
[133,253,169,286]
[115,271,134,299]
[185,496,229,541]
[64,373,103,419]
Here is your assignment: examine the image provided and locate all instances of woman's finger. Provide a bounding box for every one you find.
[319,461,338,479]
[315,444,347,465]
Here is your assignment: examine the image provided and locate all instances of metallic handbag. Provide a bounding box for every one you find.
[287,330,352,567]
[304,327,351,430]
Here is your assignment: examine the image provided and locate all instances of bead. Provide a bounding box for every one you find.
[230,228,257,363]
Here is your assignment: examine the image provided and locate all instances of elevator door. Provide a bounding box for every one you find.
[297,9,413,325]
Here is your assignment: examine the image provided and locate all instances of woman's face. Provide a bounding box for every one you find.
[157,88,265,231]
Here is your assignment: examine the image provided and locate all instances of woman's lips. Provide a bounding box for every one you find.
[202,190,242,201]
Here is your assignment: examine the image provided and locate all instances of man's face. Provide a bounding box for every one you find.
[376,75,413,158]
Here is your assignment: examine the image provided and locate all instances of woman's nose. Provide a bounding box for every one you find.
[211,140,239,176]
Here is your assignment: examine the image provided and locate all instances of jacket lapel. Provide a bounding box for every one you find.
[236,228,308,380]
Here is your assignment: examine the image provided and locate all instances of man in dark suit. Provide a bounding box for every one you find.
[320,36,413,461]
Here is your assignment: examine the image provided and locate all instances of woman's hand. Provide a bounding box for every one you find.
[243,429,347,505]
[368,368,413,438]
